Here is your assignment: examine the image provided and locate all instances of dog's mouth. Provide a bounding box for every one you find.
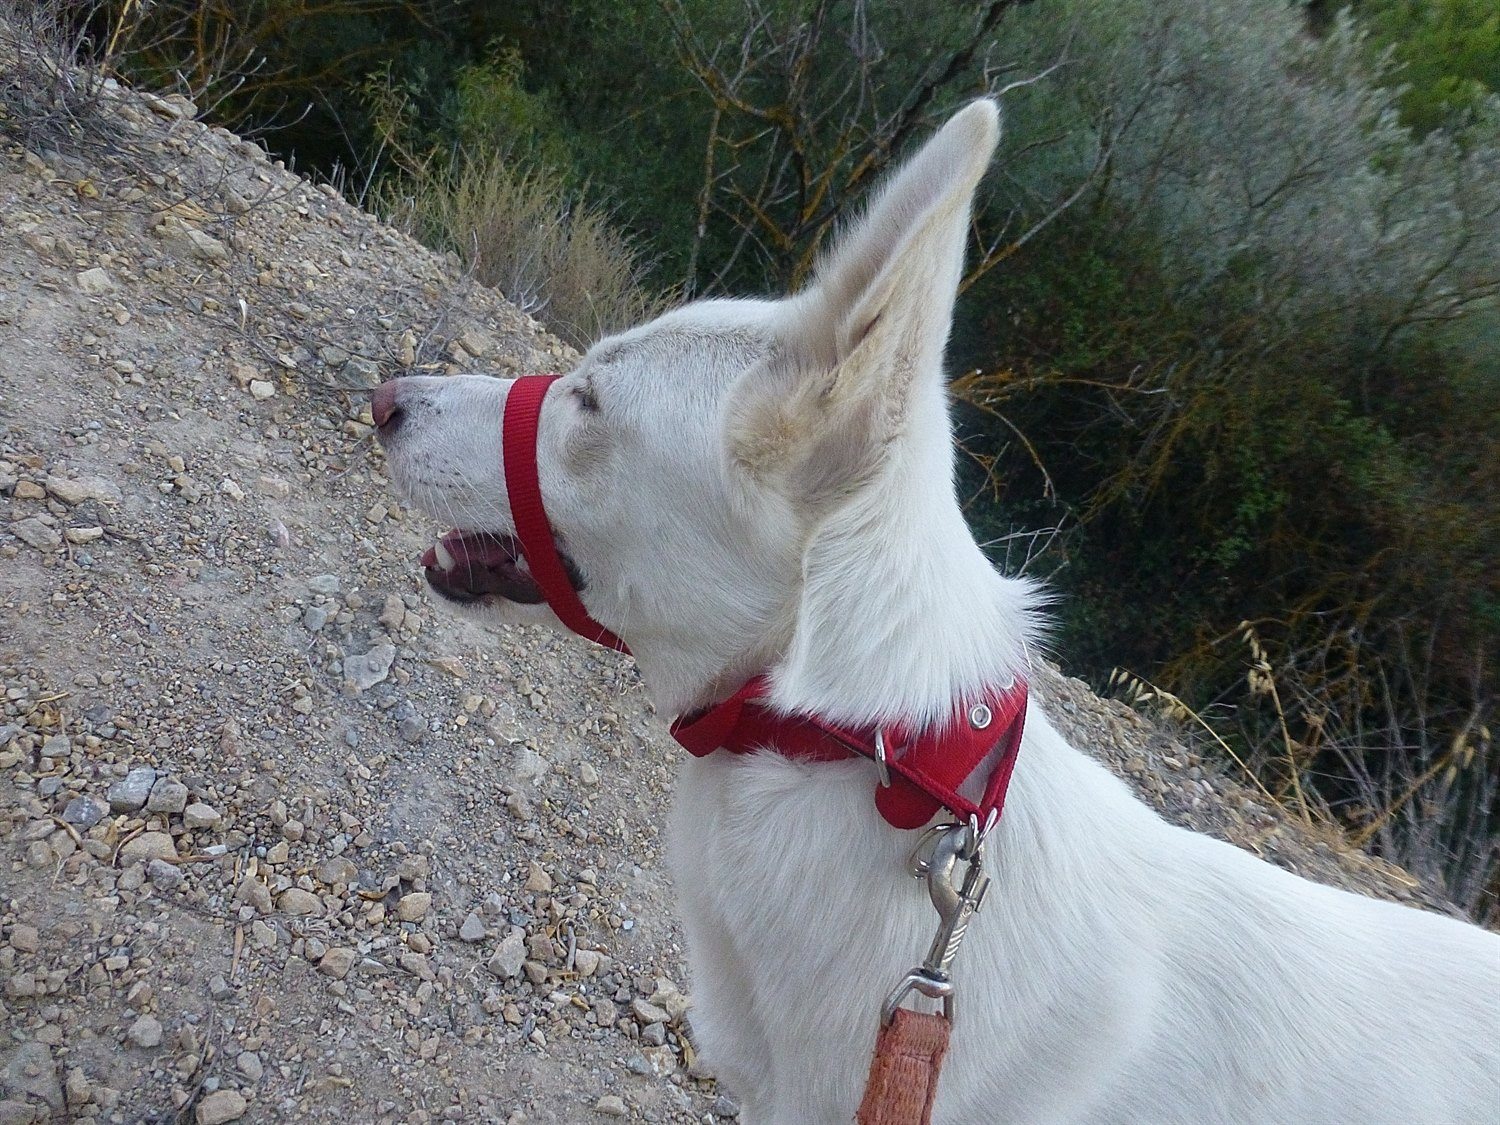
[420,529,584,605]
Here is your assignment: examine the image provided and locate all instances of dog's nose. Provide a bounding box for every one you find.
[371,379,405,437]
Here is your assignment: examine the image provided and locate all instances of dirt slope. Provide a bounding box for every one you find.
[0,65,1448,1125]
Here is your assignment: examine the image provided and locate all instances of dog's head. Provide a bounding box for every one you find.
[376,101,1005,713]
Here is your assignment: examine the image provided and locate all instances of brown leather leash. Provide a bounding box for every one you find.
[856,1008,953,1124]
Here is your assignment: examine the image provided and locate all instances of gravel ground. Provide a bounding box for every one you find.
[0,61,1456,1125]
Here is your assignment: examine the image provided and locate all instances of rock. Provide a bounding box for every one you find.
[579,762,600,785]
[232,875,273,914]
[640,1021,666,1046]
[63,1067,92,1109]
[62,795,106,829]
[394,892,431,922]
[573,948,601,977]
[0,1043,62,1111]
[9,518,61,552]
[147,859,184,890]
[64,526,104,544]
[712,1095,741,1118]
[307,574,341,595]
[8,926,39,954]
[344,645,395,692]
[76,267,114,295]
[377,594,405,631]
[649,979,691,1020]
[277,888,322,916]
[512,747,549,782]
[120,832,178,863]
[302,605,329,631]
[195,1089,247,1124]
[236,1051,263,1083]
[126,1014,163,1048]
[486,931,526,980]
[318,947,356,979]
[108,766,157,812]
[594,1095,627,1117]
[315,856,357,885]
[397,715,424,743]
[459,912,487,943]
[631,998,670,1026]
[523,861,553,894]
[146,777,189,814]
[248,380,275,400]
[182,802,222,829]
[154,216,229,263]
[44,475,120,505]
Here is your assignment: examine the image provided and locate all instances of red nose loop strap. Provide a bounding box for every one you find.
[502,374,631,654]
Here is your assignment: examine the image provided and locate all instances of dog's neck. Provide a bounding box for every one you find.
[639,394,1040,730]
[770,434,1038,730]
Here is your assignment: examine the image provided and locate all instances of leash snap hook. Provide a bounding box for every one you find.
[882,823,991,1026]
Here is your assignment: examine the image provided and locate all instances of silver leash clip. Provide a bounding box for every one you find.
[881,821,991,1025]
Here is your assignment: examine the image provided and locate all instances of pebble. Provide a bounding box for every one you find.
[108,766,157,812]
[318,947,357,979]
[631,998,670,1026]
[248,380,275,400]
[9,925,39,954]
[183,802,222,829]
[344,645,396,691]
[523,861,553,894]
[307,574,341,595]
[316,856,358,885]
[120,832,178,862]
[146,777,189,814]
[712,1095,741,1118]
[77,266,115,294]
[486,931,526,980]
[394,892,431,922]
[62,795,107,828]
[459,912,487,943]
[594,1095,627,1117]
[9,517,61,551]
[237,1051,263,1083]
[126,1014,163,1048]
[147,859,184,890]
[277,888,322,916]
[195,1089,247,1124]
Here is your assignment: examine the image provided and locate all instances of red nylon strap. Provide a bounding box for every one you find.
[671,675,1028,830]
[501,374,631,653]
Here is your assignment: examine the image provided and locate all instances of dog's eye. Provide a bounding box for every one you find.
[571,385,601,414]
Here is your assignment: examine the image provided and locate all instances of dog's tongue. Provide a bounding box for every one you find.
[421,530,544,604]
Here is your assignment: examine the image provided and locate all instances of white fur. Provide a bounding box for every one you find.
[378,100,1500,1123]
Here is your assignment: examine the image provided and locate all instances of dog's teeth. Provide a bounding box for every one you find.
[434,540,456,571]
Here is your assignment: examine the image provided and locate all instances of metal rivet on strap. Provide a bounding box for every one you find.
[968,703,993,730]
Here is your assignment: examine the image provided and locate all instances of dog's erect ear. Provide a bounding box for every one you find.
[728,99,999,506]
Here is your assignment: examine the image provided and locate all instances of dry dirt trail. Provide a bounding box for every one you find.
[0,67,1453,1125]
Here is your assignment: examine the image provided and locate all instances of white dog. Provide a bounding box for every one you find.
[374,100,1500,1124]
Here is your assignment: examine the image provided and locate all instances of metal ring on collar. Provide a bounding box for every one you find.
[874,730,892,788]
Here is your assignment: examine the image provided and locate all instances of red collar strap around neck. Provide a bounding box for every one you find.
[671,676,1028,829]
[502,372,1027,830]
